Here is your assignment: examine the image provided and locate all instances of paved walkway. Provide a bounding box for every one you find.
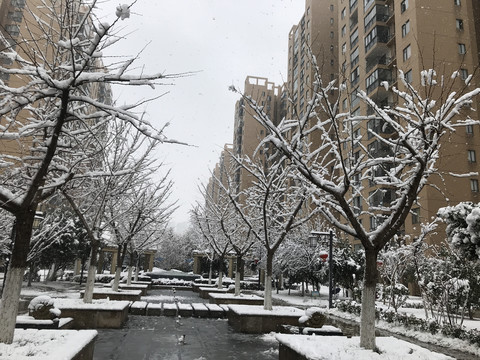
[93,316,279,360]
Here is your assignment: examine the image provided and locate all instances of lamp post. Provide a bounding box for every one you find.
[309,230,334,309]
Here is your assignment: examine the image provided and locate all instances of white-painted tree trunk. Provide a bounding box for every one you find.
[360,248,378,349]
[360,283,377,349]
[0,267,24,344]
[83,265,97,303]
[127,266,133,285]
[208,263,213,285]
[134,266,140,282]
[217,271,223,289]
[264,273,273,310]
[234,270,241,296]
[112,267,122,292]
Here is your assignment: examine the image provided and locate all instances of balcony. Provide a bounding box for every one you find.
[366,68,393,95]
[364,5,390,32]
[366,54,394,74]
[365,26,389,55]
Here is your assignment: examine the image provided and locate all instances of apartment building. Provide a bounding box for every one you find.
[231,76,285,197]
[337,0,480,247]
[287,0,338,121]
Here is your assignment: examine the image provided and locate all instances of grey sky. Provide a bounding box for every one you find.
[98,0,305,229]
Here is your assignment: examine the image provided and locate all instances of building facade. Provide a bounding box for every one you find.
[337,0,480,247]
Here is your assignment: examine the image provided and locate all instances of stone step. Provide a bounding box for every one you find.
[129,301,227,318]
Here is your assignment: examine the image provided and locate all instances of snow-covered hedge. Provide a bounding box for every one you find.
[336,300,480,346]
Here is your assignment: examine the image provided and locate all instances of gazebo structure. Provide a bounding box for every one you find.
[74,247,156,275]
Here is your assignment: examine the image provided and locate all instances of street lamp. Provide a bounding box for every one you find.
[309,230,334,309]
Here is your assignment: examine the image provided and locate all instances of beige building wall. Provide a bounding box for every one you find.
[232,76,285,198]
[337,0,480,248]
[287,0,339,121]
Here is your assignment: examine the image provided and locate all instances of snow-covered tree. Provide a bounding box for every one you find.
[199,175,256,296]
[107,174,176,291]
[157,227,196,272]
[0,1,185,343]
[230,65,480,348]
[192,199,232,289]
[223,154,317,310]
[438,202,480,261]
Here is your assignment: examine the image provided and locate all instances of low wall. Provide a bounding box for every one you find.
[227,305,303,334]
[57,302,129,329]
[209,294,263,306]
[80,290,141,302]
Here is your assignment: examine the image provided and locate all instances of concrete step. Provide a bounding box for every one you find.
[129,301,228,318]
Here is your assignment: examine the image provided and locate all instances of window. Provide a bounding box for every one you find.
[454,0,461,5]
[330,31,334,39]
[466,124,474,134]
[456,19,464,30]
[403,45,411,61]
[401,0,408,13]
[341,7,347,19]
[330,4,334,11]
[459,43,466,54]
[411,208,420,224]
[460,68,469,80]
[468,150,476,162]
[402,20,410,37]
[353,196,362,214]
[330,18,334,25]
[350,47,359,67]
[331,59,334,66]
[10,0,26,7]
[330,44,334,52]
[342,61,347,72]
[471,179,479,192]
[342,98,348,110]
[370,216,377,231]
[5,24,20,36]
[351,67,360,86]
[350,28,359,47]
[7,10,22,22]
[405,69,413,84]
[342,25,347,37]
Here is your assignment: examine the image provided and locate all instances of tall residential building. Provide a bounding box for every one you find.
[337,0,480,247]
[287,0,338,120]
[232,76,285,197]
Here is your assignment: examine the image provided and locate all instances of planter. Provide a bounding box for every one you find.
[0,329,97,360]
[80,289,142,302]
[208,293,264,305]
[54,299,130,329]
[228,305,303,334]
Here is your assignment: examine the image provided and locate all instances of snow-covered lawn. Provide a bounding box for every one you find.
[268,287,480,358]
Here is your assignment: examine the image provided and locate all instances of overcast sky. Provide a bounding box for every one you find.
[98,0,306,231]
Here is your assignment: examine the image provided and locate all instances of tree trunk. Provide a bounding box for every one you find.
[208,260,213,285]
[360,248,379,350]
[112,266,123,292]
[0,211,35,344]
[112,244,126,292]
[134,255,140,282]
[83,240,100,303]
[217,256,224,289]
[217,270,224,289]
[127,266,133,286]
[234,256,243,296]
[264,253,273,310]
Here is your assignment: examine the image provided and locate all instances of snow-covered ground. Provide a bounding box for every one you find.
[266,286,480,358]
[5,281,479,359]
